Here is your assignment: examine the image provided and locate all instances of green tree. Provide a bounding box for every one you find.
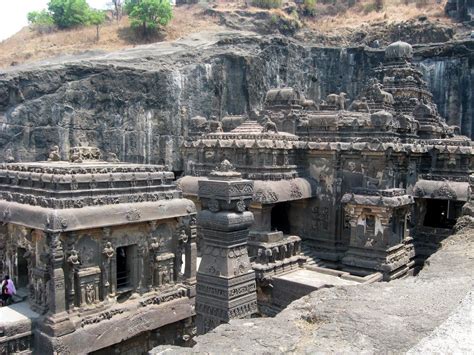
[125,0,173,37]
[27,10,54,25]
[27,9,55,33]
[48,0,91,28]
[88,9,106,41]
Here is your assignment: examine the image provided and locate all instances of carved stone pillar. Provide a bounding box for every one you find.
[137,243,146,293]
[196,160,257,335]
[185,216,197,284]
[41,232,74,337]
[47,232,66,315]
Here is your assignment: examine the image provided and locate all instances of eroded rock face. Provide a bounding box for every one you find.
[0,33,472,170]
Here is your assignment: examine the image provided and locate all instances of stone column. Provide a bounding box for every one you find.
[196,160,258,335]
[41,232,74,337]
[48,232,66,315]
[185,216,197,289]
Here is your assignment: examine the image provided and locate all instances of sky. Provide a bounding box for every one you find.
[0,0,110,41]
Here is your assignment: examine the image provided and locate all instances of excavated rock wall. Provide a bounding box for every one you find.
[0,34,472,169]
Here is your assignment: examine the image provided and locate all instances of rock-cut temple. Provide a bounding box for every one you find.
[0,41,472,354]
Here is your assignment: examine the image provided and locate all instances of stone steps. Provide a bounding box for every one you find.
[300,244,327,267]
[12,288,28,303]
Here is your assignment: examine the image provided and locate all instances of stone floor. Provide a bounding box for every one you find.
[274,269,359,288]
[0,300,39,325]
[407,290,474,354]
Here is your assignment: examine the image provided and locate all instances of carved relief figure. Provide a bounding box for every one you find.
[102,242,114,296]
[85,283,95,304]
[175,230,188,279]
[48,145,61,161]
[149,237,161,288]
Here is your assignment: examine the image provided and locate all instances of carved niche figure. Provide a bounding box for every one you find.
[85,283,96,304]
[48,145,61,161]
[34,277,48,308]
[67,249,80,266]
[174,230,189,280]
[66,249,80,308]
[149,237,162,288]
[102,242,114,295]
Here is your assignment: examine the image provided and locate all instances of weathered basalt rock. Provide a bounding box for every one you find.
[0,33,472,171]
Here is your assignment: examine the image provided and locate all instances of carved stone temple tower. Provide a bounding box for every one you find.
[196,160,258,335]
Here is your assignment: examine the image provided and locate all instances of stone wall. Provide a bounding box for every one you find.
[0,33,472,170]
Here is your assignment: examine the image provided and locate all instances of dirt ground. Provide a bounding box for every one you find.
[0,1,466,69]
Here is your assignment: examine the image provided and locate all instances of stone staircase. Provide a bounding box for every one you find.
[300,244,327,267]
[12,288,28,303]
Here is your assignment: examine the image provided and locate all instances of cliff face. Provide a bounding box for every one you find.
[0,32,472,170]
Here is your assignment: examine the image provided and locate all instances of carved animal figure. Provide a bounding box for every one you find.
[326,92,347,110]
[207,120,223,133]
[106,152,120,163]
[374,84,394,105]
[348,97,370,112]
[300,99,318,110]
[261,116,278,133]
[190,116,208,133]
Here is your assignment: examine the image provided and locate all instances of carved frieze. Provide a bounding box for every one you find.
[139,288,187,307]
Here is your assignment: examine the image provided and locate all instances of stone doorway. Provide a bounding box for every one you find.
[116,246,132,290]
[16,247,29,289]
[271,202,291,234]
[423,199,464,229]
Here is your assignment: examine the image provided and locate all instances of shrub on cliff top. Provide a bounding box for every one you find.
[27,9,55,33]
[251,0,283,10]
[302,0,317,16]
